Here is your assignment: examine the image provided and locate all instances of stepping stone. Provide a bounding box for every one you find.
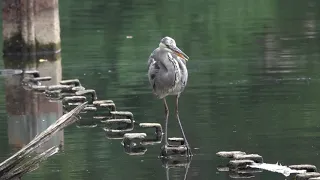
[31,85,47,92]
[48,85,73,91]
[233,154,263,163]
[72,86,85,92]
[100,103,116,111]
[60,79,82,87]
[216,151,246,158]
[62,96,87,104]
[123,133,146,140]
[30,76,52,84]
[93,100,114,106]
[122,133,147,148]
[139,123,162,135]
[75,89,97,102]
[289,164,317,172]
[228,159,254,170]
[110,111,133,120]
[105,119,132,124]
[24,70,40,77]
[160,145,190,157]
[168,137,185,145]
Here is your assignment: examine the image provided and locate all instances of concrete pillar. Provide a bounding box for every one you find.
[2,0,62,153]
[2,0,61,57]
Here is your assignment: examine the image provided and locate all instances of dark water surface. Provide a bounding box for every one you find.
[1,0,320,180]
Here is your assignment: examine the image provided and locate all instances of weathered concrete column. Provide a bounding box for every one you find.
[2,0,62,154]
[2,0,61,57]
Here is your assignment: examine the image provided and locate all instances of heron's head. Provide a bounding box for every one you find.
[159,36,189,61]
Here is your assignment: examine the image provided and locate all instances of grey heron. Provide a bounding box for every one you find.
[147,36,192,156]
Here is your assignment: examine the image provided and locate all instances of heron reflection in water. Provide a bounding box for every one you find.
[147,36,192,156]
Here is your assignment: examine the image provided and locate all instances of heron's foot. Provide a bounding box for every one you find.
[186,146,193,157]
[183,140,193,157]
[160,144,169,156]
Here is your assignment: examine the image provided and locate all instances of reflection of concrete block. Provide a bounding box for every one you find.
[296,172,320,180]
[229,171,254,179]
[123,145,147,156]
[228,159,254,170]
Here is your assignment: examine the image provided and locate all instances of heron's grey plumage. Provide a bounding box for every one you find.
[147,36,192,156]
[147,39,188,99]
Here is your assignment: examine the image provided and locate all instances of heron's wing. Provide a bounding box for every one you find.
[147,57,158,91]
[147,51,175,96]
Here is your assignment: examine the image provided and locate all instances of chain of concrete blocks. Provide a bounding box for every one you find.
[21,70,188,156]
[216,151,319,179]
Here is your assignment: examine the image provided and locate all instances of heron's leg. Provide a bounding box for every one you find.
[163,98,169,146]
[175,95,193,156]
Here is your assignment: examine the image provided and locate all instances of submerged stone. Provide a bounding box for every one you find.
[229,171,255,179]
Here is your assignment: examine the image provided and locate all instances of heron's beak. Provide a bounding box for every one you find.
[169,45,189,61]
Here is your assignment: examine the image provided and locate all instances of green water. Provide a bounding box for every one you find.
[1,0,320,179]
